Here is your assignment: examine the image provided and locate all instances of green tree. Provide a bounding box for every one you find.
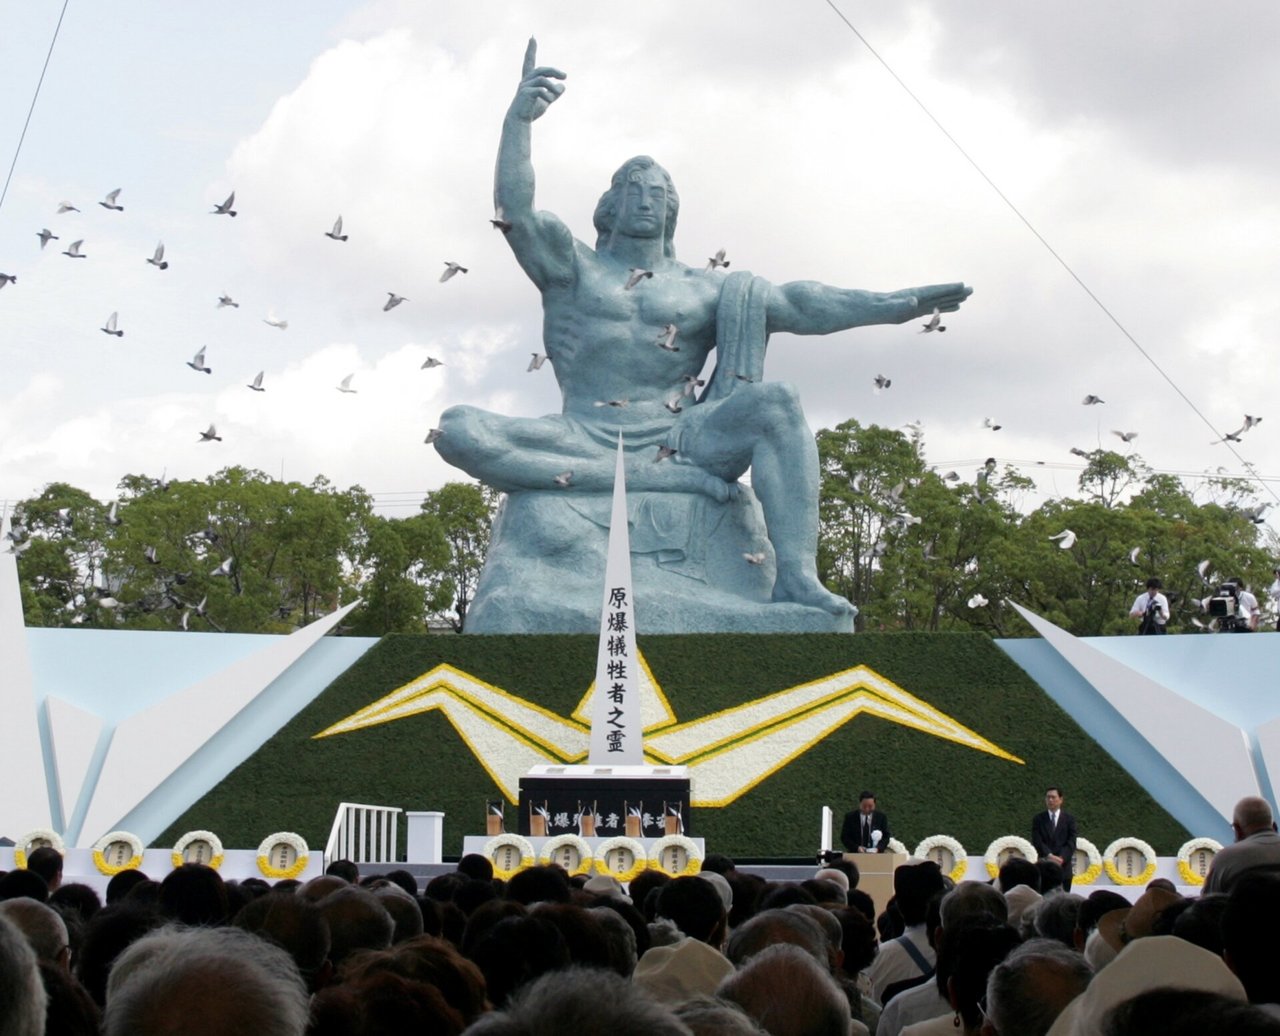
[347,513,451,635]
[418,482,498,632]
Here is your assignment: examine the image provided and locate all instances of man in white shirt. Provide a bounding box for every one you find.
[1231,577,1261,632]
[1129,577,1169,634]
[867,860,945,1005]
[1269,566,1280,632]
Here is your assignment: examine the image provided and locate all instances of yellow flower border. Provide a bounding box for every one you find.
[482,834,536,881]
[539,834,594,876]
[171,830,225,871]
[984,835,1038,879]
[913,835,968,883]
[91,830,145,876]
[1071,837,1103,885]
[1102,837,1157,886]
[593,837,648,884]
[1175,837,1223,886]
[13,828,65,871]
[648,834,703,877]
[256,831,310,880]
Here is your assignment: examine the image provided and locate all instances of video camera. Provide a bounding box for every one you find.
[1207,582,1246,631]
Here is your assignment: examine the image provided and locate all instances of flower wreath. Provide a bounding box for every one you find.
[1072,837,1104,886]
[886,838,908,857]
[13,828,65,871]
[1102,837,1157,886]
[92,830,145,876]
[648,834,703,877]
[482,834,536,881]
[171,830,225,870]
[256,832,310,880]
[593,837,648,884]
[1176,837,1223,887]
[913,835,968,882]
[984,835,1038,879]
[539,834,594,876]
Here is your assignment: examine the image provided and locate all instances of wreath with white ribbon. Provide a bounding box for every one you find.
[984,835,1039,879]
[13,828,65,871]
[887,837,908,857]
[913,835,968,882]
[593,836,648,884]
[92,830,145,876]
[171,830,225,870]
[482,834,536,881]
[648,834,703,877]
[539,834,594,876]
[256,832,309,880]
[1072,837,1104,885]
[1102,837,1157,886]
[1176,837,1223,886]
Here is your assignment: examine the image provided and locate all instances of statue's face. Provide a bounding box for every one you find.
[614,169,669,239]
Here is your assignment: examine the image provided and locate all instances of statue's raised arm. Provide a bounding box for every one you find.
[495,39,575,289]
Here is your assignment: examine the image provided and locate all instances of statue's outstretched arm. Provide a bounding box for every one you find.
[495,39,575,288]
[766,280,973,336]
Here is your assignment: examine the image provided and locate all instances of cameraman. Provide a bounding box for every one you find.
[1270,566,1280,632]
[1230,576,1261,632]
[1129,577,1169,634]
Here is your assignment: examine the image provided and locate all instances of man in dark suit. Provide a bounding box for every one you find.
[841,790,892,853]
[1031,786,1077,890]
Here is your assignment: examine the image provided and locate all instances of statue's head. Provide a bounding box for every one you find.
[593,156,679,257]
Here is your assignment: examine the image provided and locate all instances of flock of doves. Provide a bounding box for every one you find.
[0,188,469,447]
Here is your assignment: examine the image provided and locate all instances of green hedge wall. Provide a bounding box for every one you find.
[160,632,1189,858]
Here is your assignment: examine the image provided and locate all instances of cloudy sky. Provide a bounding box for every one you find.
[1,0,1277,531]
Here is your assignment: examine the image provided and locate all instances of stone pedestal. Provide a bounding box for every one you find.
[467,488,853,634]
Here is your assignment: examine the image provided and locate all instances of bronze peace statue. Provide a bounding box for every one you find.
[434,41,971,633]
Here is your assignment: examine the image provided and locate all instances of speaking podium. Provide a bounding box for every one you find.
[845,851,907,913]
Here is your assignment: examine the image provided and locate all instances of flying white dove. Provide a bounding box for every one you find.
[198,424,222,442]
[983,418,1002,431]
[919,307,945,333]
[211,191,237,216]
[1049,529,1077,549]
[337,374,357,394]
[325,215,347,241]
[681,375,705,397]
[384,293,407,311]
[553,470,574,487]
[527,353,548,371]
[423,428,444,444]
[98,188,124,211]
[967,594,989,608]
[420,356,443,369]
[101,312,123,337]
[594,399,629,408]
[1069,447,1090,458]
[210,557,234,577]
[147,242,168,269]
[247,371,265,392]
[143,545,159,564]
[1111,430,1138,442]
[36,228,58,248]
[186,347,211,374]
[56,200,79,213]
[1081,394,1105,405]
[106,500,121,526]
[743,552,767,565]
[440,262,468,282]
[664,398,683,414]
[705,249,730,271]
[1196,559,1213,585]
[490,207,512,232]
[263,310,288,329]
[217,294,239,308]
[62,239,86,259]
[1128,547,1141,564]
[655,446,677,462]
[0,273,14,288]
[656,325,679,352]
[873,374,891,394]
[624,268,653,290]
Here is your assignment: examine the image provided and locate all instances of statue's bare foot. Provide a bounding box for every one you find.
[772,565,855,616]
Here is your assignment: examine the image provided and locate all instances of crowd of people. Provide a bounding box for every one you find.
[4,796,1280,1035]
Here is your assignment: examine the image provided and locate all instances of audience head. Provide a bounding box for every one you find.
[74,903,162,1006]
[49,883,100,926]
[25,847,63,892]
[232,887,332,991]
[1223,871,1280,1005]
[1100,988,1280,1036]
[457,853,495,882]
[317,885,395,966]
[718,942,850,1036]
[468,913,570,1007]
[104,868,150,905]
[997,857,1041,894]
[985,939,1092,1036]
[1232,797,1276,839]
[325,859,360,883]
[830,904,878,975]
[0,869,49,904]
[630,869,673,920]
[102,925,309,1036]
[0,912,46,1036]
[946,919,1021,1033]
[469,965,693,1035]
[725,907,827,968]
[701,853,737,876]
[1035,893,1084,947]
[159,863,228,927]
[1170,893,1228,955]
[893,858,946,925]
[0,898,69,967]
[374,883,425,943]
[655,876,727,945]
[672,995,767,1035]
[506,864,572,906]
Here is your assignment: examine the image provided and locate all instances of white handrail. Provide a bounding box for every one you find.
[324,802,403,866]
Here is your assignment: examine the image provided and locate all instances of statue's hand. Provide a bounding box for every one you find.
[509,38,566,123]
[698,473,743,505]
[895,282,973,321]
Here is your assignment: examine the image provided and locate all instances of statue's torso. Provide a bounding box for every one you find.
[542,244,724,424]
